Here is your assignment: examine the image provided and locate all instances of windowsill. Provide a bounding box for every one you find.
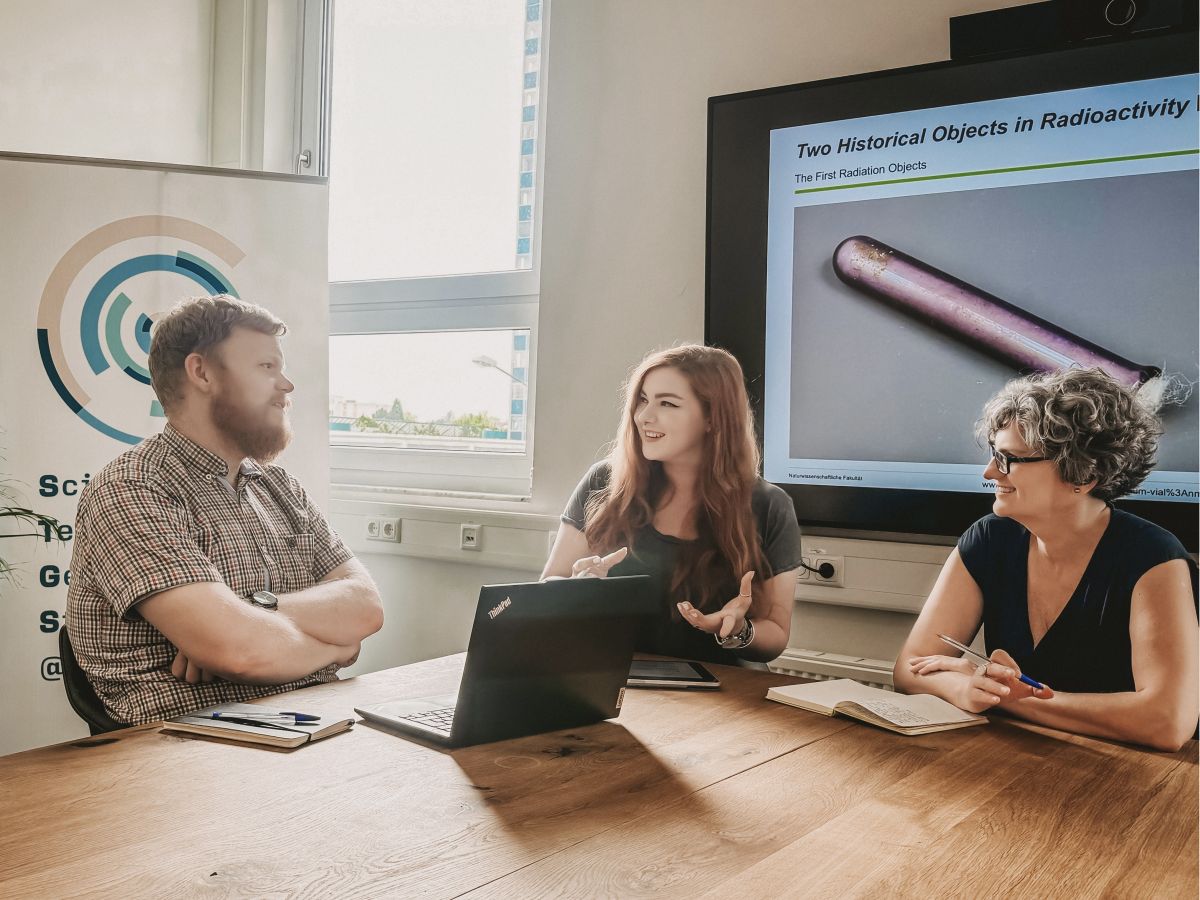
[330,442,534,504]
[331,481,532,508]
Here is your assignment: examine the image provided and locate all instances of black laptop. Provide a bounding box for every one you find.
[354,575,654,748]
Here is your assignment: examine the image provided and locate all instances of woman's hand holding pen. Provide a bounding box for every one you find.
[678,571,754,640]
[908,647,1053,714]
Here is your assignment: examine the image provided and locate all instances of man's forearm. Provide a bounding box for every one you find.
[234,634,358,685]
[199,612,357,685]
[277,573,383,646]
[141,580,362,686]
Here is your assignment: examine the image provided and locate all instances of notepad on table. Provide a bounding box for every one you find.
[766,678,987,735]
[161,702,354,749]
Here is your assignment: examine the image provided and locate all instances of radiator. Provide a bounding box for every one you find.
[769,648,895,690]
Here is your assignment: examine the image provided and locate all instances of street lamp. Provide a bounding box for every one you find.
[472,354,525,384]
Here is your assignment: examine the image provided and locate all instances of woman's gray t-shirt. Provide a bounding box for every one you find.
[561,461,802,664]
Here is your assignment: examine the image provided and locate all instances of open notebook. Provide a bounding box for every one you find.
[162,703,354,749]
[767,678,986,735]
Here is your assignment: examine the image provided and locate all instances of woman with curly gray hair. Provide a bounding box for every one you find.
[894,368,1198,751]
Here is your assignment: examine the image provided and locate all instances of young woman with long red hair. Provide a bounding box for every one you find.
[541,345,802,664]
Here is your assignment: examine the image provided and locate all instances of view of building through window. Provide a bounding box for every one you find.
[329,330,529,453]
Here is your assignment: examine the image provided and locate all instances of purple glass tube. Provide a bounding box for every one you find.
[831,235,1159,388]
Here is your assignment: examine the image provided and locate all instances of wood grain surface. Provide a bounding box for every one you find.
[1,655,1194,899]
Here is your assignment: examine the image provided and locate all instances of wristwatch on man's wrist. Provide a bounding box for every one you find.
[715,617,754,650]
[249,589,279,610]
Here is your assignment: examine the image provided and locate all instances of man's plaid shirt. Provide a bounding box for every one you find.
[66,424,355,724]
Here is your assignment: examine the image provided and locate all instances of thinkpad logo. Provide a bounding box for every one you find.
[488,597,512,619]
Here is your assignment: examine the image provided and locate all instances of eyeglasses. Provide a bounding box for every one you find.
[988,442,1049,476]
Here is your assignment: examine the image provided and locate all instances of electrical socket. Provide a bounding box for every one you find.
[798,555,812,580]
[813,555,844,587]
[366,516,401,542]
[460,523,482,551]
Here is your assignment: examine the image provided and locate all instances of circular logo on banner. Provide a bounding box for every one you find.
[36,216,245,444]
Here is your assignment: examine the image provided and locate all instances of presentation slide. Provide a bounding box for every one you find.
[763,74,1199,501]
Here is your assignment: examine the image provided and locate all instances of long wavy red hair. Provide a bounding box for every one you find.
[583,345,769,614]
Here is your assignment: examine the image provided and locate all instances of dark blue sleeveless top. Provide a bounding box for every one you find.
[958,510,1197,694]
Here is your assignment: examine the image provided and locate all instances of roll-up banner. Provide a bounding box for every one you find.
[0,156,330,755]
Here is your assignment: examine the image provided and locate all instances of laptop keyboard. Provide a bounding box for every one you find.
[401,706,456,734]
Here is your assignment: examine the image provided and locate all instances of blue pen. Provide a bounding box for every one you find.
[936,633,1045,690]
[210,711,321,723]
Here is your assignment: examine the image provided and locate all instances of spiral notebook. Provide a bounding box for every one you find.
[766,679,986,735]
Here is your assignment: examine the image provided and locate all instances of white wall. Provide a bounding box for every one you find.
[532,0,1041,515]
[330,502,553,676]
[341,0,1041,678]
[0,0,303,173]
[0,0,214,165]
[331,520,541,676]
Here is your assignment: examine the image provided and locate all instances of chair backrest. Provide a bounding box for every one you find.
[58,626,126,735]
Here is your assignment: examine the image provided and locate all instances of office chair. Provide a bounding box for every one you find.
[58,625,127,735]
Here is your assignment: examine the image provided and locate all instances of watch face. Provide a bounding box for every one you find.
[251,590,278,609]
[718,619,751,648]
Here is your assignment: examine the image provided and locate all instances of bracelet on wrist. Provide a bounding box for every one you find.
[715,617,754,650]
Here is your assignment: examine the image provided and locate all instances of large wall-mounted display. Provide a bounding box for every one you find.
[707,32,1198,546]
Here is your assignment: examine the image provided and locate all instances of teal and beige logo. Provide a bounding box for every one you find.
[37,216,244,444]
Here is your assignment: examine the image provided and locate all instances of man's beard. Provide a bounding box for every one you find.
[211,389,292,463]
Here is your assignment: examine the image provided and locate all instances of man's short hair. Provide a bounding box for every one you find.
[148,295,286,412]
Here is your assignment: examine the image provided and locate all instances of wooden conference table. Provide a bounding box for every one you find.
[1,655,1196,899]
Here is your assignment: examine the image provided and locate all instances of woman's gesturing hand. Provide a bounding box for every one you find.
[677,571,755,640]
[570,546,629,578]
[908,647,1053,713]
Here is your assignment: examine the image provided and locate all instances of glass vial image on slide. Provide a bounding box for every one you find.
[831,235,1160,389]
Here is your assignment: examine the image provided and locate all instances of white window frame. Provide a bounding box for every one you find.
[296,0,332,177]
[318,0,548,503]
[328,288,538,500]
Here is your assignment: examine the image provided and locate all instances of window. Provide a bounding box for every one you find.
[329,330,529,452]
[324,0,545,499]
[1,3,321,175]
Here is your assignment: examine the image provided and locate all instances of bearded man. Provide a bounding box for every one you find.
[66,295,383,725]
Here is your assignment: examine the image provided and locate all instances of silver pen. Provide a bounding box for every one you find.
[936,633,1045,690]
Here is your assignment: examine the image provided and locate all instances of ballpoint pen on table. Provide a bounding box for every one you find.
[936,633,1045,690]
[209,711,321,724]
